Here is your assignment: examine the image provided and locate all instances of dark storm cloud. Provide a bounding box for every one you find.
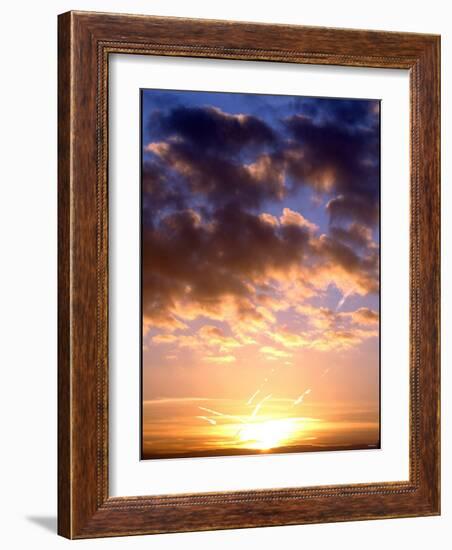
[145,102,379,226]
[144,105,283,209]
[326,195,379,227]
[142,205,379,327]
[153,106,277,153]
[313,233,379,294]
[284,113,379,224]
[142,205,312,324]
[146,140,285,209]
[298,98,379,130]
[142,160,189,218]
[329,222,374,249]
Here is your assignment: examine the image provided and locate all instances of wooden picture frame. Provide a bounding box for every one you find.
[58,10,440,539]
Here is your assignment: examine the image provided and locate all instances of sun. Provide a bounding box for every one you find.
[237,419,297,451]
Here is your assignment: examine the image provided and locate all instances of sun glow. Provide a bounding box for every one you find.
[237,419,298,451]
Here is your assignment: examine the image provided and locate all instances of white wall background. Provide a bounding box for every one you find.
[0,1,449,548]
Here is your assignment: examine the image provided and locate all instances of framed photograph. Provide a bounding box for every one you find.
[58,11,440,538]
[140,87,383,462]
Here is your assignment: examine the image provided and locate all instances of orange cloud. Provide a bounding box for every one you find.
[245,154,285,199]
[342,307,379,325]
[258,212,279,227]
[203,355,236,364]
[152,333,179,344]
[198,325,242,351]
[280,207,319,233]
[143,313,188,334]
[309,328,378,351]
[269,304,379,352]
[259,346,292,358]
[269,326,310,349]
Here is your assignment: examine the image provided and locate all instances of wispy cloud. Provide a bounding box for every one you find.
[203,355,236,364]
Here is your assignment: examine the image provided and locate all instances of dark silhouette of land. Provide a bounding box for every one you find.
[142,440,380,460]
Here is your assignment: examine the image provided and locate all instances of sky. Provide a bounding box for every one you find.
[141,89,380,459]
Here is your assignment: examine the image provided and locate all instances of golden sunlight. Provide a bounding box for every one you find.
[236,419,298,451]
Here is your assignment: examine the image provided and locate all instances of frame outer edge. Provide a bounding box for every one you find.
[57,11,73,539]
[421,35,441,515]
[408,37,441,517]
[437,35,441,516]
